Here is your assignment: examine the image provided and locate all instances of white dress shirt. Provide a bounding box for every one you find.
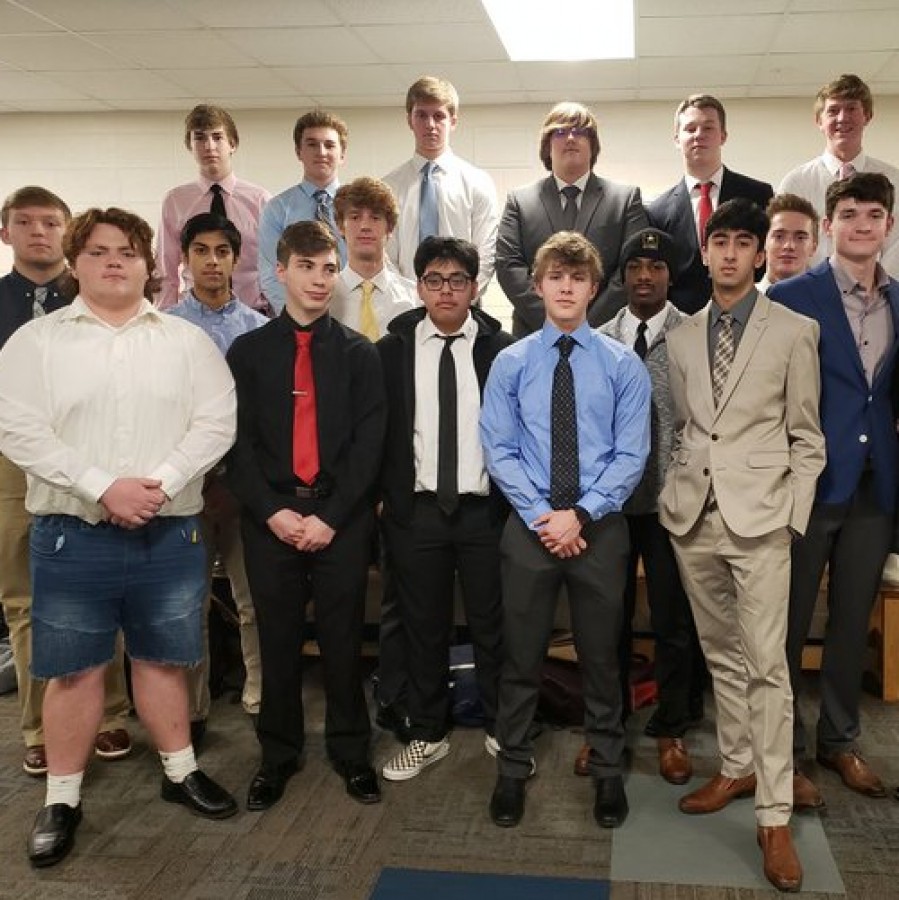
[685,167,724,241]
[553,172,591,211]
[330,265,418,339]
[412,312,488,496]
[383,149,499,296]
[778,151,899,276]
[0,297,236,523]
[620,303,672,350]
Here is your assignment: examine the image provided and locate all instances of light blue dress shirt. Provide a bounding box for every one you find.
[167,293,268,355]
[257,179,346,313]
[480,319,651,528]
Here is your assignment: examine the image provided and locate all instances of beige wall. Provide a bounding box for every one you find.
[2,97,898,326]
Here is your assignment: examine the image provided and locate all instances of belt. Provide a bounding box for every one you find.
[291,485,331,499]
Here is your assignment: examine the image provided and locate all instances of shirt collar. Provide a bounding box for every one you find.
[540,317,592,351]
[685,166,724,193]
[276,308,332,336]
[419,310,476,344]
[822,150,867,176]
[622,303,671,342]
[710,288,757,329]
[198,172,238,193]
[62,295,161,326]
[341,265,389,294]
[830,256,890,295]
[185,291,239,315]
[553,172,590,193]
[414,149,455,173]
[300,178,339,199]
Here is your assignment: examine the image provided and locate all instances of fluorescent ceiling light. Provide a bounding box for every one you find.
[482,0,635,61]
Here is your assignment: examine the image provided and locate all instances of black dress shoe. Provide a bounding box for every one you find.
[161,770,238,819]
[246,759,299,811]
[28,803,82,868]
[594,775,628,828]
[336,762,381,804]
[490,775,525,827]
[376,703,412,744]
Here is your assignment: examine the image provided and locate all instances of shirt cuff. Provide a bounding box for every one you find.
[150,462,188,501]
[74,466,117,504]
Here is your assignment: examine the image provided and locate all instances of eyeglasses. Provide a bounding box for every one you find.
[420,273,473,291]
[551,126,591,140]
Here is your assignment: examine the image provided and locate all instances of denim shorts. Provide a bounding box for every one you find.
[29,514,206,678]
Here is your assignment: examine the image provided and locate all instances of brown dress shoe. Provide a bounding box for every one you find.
[574,742,590,777]
[23,745,48,777]
[757,825,802,892]
[658,737,692,785]
[792,770,825,811]
[816,749,886,798]
[94,728,132,760]
[679,772,756,814]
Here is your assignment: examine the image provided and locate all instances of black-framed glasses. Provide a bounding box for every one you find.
[420,273,473,291]
[551,126,591,140]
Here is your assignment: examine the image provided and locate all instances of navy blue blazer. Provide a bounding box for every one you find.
[770,261,899,514]
[646,167,773,314]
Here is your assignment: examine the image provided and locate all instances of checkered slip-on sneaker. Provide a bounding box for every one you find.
[382,739,450,781]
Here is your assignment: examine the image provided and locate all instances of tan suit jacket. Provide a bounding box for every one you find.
[659,293,825,539]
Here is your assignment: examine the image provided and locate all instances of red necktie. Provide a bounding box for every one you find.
[698,182,713,247]
[292,331,319,484]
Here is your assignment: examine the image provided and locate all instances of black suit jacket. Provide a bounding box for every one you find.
[376,306,513,525]
[226,311,386,530]
[646,167,773,313]
[496,172,648,336]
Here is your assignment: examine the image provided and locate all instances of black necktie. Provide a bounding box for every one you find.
[561,185,580,230]
[550,335,579,510]
[437,335,462,516]
[209,183,226,219]
[634,321,648,360]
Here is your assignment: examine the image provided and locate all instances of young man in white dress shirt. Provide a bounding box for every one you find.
[0,208,238,868]
[331,177,417,341]
[779,74,899,276]
[383,76,498,298]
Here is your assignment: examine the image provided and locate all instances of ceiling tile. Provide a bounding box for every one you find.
[640,0,788,12]
[772,11,899,52]
[0,33,128,70]
[46,69,188,100]
[639,56,762,88]
[171,0,339,28]
[217,27,380,66]
[516,61,638,92]
[84,30,261,69]
[164,68,297,98]
[276,65,406,97]
[0,69,92,101]
[639,14,781,56]
[15,0,190,30]
[754,52,893,86]
[326,0,488,25]
[354,23,506,64]
[389,62,522,94]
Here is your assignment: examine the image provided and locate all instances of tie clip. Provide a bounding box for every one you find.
[292,390,308,397]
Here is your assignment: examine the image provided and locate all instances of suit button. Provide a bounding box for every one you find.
[711,433,719,441]
[859,434,868,444]
[703,468,710,476]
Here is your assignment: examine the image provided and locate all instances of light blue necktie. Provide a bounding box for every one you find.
[419,161,439,245]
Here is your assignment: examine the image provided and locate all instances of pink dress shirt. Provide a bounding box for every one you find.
[156,172,271,311]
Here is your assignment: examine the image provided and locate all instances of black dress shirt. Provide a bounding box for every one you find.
[226,310,386,530]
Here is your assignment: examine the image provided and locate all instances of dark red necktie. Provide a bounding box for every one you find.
[698,182,713,247]
[292,331,319,484]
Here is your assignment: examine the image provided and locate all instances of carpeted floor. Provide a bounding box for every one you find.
[0,663,898,899]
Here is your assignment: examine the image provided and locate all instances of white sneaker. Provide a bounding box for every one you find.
[382,739,450,781]
[484,734,537,777]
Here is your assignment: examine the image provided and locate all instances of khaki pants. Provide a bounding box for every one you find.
[187,487,261,720]
[0,454,130,747]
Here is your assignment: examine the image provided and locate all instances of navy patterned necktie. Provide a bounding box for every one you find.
[550,335,579,509]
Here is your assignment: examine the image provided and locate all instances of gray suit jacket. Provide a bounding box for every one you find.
[496,173,648,336]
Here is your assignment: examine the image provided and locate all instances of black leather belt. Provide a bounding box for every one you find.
[292,485,331,499]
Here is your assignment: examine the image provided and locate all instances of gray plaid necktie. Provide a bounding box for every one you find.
[711,313,735,406]
[33,286,48,319]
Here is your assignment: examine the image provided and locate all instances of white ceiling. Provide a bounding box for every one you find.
[0,0,896,113]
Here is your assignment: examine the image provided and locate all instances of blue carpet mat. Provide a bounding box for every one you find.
[611,773,845,893]
[369,868,610,899]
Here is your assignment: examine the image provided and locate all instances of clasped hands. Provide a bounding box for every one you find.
[100,477,167,528]
[267,508,335,552]
[532,508,587,558]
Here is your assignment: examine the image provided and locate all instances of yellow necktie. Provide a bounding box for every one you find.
[359,280,379,341]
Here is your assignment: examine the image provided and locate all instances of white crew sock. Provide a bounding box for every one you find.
[45,771,84,808]
[159,746,197,784]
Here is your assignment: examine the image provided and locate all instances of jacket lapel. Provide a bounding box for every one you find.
[539,176,566,233]
[575,174,603,232]
[688,307,716,421]
[713,293,768,416]
[674,178,699,256]
[813,264,867,382]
